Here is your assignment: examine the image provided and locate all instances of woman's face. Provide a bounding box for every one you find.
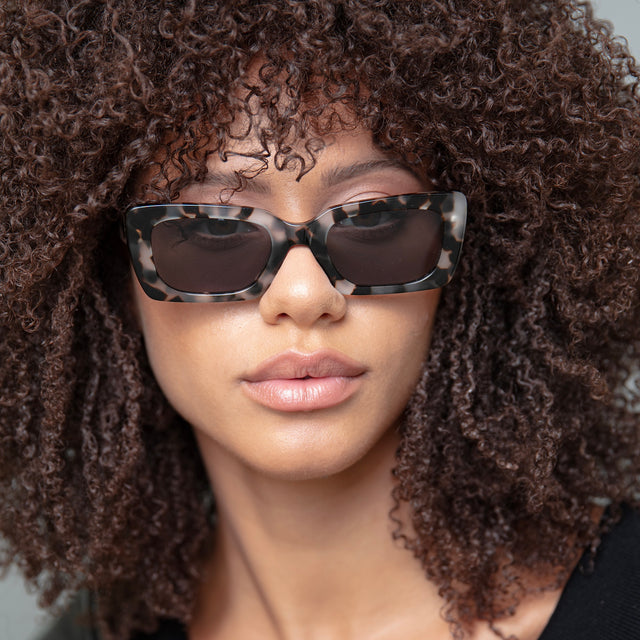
[132,128,440,480]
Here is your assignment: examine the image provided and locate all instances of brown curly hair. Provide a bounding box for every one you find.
[1,0,640,638]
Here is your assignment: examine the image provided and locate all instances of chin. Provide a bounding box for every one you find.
[245,450,368,482]
[195,419,395,484]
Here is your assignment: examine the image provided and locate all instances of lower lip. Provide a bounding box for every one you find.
[241,376,363,412]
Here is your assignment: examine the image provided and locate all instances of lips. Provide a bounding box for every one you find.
[241,350,367,412]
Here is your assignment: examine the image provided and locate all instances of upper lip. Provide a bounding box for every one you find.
[243,349,367,382]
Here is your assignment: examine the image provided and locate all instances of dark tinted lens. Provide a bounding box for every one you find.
[151,217,271,293]
[326,210,443,285]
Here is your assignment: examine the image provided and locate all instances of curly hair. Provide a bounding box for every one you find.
[1,0,640,638]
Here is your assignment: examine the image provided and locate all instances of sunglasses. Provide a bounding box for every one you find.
[125,191,467,302]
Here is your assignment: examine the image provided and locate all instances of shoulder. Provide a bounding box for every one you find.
[36,592,187,640]
[540,506,640,640]
[36,591,100,640]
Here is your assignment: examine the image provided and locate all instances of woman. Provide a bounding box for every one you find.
[1,1,639,639]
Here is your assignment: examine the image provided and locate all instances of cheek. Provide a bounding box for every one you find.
[356,290,440,394]
[131,279,251,413]
[134,299,207,410]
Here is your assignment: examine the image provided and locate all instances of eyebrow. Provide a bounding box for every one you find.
[199,158,416,193]
[321,158,417,187]
[201,169,271,194]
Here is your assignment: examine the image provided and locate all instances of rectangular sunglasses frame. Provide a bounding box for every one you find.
[125,191,467,302]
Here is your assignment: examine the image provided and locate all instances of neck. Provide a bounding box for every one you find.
[189,427,450,640]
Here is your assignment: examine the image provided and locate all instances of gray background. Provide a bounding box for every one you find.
[2,2,640,639]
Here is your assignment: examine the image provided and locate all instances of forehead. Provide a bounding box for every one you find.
[135,56,402,193]
[138,119,426,203]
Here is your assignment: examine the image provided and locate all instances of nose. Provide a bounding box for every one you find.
[258,245,347,326]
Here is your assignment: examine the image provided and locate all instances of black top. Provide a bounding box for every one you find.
[538,506,640,639]
[39,507,640,640]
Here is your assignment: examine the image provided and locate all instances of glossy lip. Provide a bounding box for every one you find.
[241,349,367,412]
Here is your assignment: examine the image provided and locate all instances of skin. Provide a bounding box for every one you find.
[132,128,561,639]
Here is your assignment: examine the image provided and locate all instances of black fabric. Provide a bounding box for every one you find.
[36,609,187,640]
[37,507,640,640]
[538,506,640,640]
[36,591,100,640]
[131,619,187,640]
